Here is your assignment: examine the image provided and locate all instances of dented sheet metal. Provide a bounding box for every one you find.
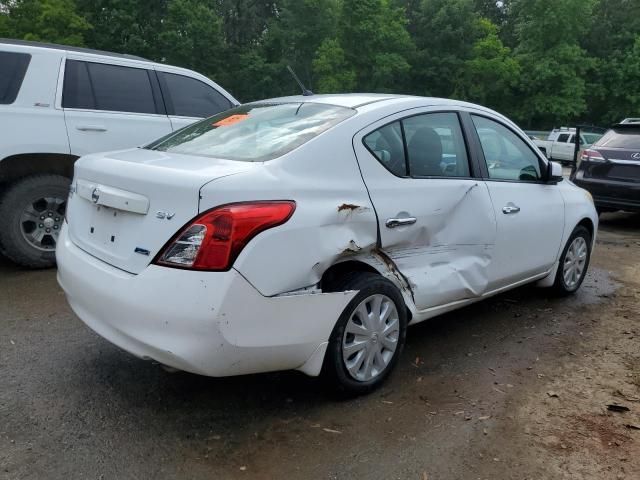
[376,181,496,310]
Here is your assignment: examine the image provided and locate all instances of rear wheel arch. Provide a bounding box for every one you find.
[0,153,77,185]
[320,260,379,292]
[321,260,412,322]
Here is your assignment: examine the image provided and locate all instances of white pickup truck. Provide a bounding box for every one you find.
[532,128,603,164]
[0,39,239,268]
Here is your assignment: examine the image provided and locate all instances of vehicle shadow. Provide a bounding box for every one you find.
[69,265,613,424]
[598,211,640,233]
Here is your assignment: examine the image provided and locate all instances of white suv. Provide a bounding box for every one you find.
[0,39,238,268]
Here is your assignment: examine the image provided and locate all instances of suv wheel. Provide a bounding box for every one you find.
[552,225,591,295]
[0,174,70,268]
[323,272,407,395]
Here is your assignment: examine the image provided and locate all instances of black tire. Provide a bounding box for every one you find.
[552,225,592,296]
[0,174,70,269]
[323,272,408,396]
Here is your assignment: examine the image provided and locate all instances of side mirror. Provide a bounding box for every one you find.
[548,161,563,183]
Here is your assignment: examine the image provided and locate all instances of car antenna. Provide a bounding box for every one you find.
[287,65,313,96]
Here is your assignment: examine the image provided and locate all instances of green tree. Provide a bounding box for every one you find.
[262,0,338,94]
[314,0,413,93]
[0,0,90,46]
[512,0,596,127]
[583,0,640,124]
[76,0,168,58]
[410,0,481,97]
[458,18,520,113]
[312,38,356,92]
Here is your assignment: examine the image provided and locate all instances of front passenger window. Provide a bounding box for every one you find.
[472,115,542,182]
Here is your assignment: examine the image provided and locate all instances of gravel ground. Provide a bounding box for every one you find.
[1,213,639,480]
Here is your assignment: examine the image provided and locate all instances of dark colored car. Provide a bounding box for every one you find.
[571,123,640,214]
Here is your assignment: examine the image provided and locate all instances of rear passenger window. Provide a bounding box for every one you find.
[160,72,232,118]
[0,52,31,104]
[403,113,470,177]
[363,112,470,178]
[63,60,157,114]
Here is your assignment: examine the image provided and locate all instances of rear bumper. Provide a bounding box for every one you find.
[56,226,355,377]
[572,172,640,212]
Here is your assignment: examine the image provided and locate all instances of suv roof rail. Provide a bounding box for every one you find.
[620,118,640,124]
[0,38,151,62]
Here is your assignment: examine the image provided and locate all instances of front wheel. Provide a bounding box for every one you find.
[323,272,408,396]
[552,225,592,295]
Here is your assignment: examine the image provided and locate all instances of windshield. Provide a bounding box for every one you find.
[582,133,603,145]
[595,128,640,149]
[147,102,356,161]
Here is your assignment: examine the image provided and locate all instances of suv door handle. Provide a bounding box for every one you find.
[385,217,417,228]
[76,125,107,132]
[502,205,521,214]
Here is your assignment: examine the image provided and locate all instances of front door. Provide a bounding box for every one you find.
[354,110,497,311]
[469,115,564,290]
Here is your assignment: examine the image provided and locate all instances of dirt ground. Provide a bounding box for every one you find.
[1,213,639,480]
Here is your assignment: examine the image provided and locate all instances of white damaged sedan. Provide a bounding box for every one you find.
[57,94,597,394]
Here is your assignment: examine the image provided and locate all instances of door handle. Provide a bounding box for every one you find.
[76,125,107,132]
[502,205,521,214]
[385,217,417,228]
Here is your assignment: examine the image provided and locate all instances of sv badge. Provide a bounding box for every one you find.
[156,211,176,220]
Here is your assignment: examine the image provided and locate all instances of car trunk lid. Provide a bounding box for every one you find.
[587,147,640,183]
[66,148,254,274]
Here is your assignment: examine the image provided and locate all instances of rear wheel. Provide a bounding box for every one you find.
[323,272,407,395]
[0,174,70,268]
[552,225,591,296]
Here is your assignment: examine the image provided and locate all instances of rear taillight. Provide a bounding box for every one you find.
[154,201,296,271]
[580,149,606,163]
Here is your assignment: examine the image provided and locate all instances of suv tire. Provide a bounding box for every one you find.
[0,174,70,269]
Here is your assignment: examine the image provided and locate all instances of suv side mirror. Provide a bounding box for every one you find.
[548,161,563,183]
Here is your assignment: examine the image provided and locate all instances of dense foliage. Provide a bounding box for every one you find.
[1,0,639,128]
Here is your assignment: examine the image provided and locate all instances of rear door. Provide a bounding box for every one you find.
[62,58,172,156]
[156,70,235,131]
[354,109,497,311]
[469,114,564,290]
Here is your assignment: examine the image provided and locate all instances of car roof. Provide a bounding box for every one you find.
[252,93,489,111]
[0,38,150,62]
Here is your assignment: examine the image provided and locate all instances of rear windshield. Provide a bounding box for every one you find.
[595,128,640,149]
[147,102,356,161]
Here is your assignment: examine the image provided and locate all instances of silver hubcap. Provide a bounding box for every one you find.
[20,196,66,251]
[563,236,588,289]
[342,294,400,382]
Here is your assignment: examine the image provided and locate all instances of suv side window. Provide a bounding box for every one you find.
[0,52,31,104]
[472,115,542,182]
[557,133,570,143]
[159,72,232,118]
[63,60,157,114]
[363,112,470,178]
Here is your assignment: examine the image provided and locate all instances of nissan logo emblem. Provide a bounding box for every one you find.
[632,153,640,160]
